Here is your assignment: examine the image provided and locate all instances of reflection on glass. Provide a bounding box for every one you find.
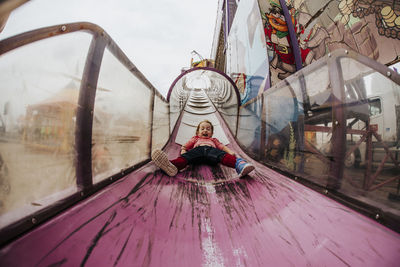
[288,65,330,184]
[340,58,400,212]
[236,55,400,215]
[237,99,262,159]
[169,77,188,132]
[0,33,90,226]
[255,63,334,187]
[204,71,238,133]
[303,64,330,108]
[152,95,169,150]
[368,98,381,116]
[92,49,151,183]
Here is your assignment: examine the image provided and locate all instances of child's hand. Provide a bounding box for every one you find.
[223,146,235,156]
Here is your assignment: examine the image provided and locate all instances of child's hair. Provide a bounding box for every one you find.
[196,120,214,135]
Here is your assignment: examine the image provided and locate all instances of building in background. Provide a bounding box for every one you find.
[212,0,400,105]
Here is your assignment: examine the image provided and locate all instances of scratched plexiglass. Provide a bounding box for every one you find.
[0,32,91,227]
[235,55,400,215]
[152,94,170,150]
[92,48,151,183]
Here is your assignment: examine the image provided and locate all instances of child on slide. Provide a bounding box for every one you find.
[152,120,254,177]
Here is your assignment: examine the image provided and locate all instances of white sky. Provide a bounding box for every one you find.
[0,0,219,97]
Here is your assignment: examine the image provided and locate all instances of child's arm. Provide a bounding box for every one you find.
[214,138,235,156]
[181,136,197,155]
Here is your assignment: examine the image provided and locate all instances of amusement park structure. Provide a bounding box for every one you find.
[0,0,399,266]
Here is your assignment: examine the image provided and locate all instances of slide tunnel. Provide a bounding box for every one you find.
[0,23,400,266]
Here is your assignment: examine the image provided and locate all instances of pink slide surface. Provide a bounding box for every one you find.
[0,110,399,267]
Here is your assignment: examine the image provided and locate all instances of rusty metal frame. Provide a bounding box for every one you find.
[301,49,400,190]
[304,122,400,192]
[75,30,106,189]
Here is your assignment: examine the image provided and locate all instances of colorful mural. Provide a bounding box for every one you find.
[258,0,400,86]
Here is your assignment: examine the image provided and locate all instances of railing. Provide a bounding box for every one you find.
[232,49,400,230]
[0,22,170,245]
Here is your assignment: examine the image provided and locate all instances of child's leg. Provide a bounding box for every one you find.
[152,149,179,176]
[220,153,255,177]
[171,156,188,170]
[152,149,190,176]
[220,153,236,168]
[235,158,255,177]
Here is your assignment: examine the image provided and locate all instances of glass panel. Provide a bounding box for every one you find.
[240,56,400,215]
[227,0,269,104]
[92,49,151,183]
[0,32,91,227]
[368,98,381,116]
[340,58,400,213]
[261,77,305,174]
[292,64,332,186]
[205,71,238,134]
[169,77,188,133]
[233,64,328,172]
[152,95,169,150]
[237,98,262,159]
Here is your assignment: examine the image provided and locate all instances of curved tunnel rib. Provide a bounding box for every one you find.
[1,88,399,267]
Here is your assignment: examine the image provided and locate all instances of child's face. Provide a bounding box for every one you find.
[197,122,213,138]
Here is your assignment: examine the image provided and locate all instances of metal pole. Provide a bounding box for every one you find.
[76,34,106,190]
[278,0,303,71]
[326,55,346,191]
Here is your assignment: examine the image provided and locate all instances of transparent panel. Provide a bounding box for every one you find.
[169,77,189,133]
[152,95,169,150]
[340,58,400,213]
[292,64,332,186]
[237,98,263,160]
[92,49,151,183]
[0,32,91,227]
[228,0,269,104]
[205,71,238,133]
[257,63,335,187]
[241,56,400,215]
[237,62,329,171]
[262,79,305,173]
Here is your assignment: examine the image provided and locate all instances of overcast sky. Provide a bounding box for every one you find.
[0,0,219,97]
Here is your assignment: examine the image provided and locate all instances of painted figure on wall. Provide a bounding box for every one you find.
[261,1,315,80]
[259,0,400,86]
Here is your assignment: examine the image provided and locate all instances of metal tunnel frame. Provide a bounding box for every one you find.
[0,22,168,246]
[166,66,242,107]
